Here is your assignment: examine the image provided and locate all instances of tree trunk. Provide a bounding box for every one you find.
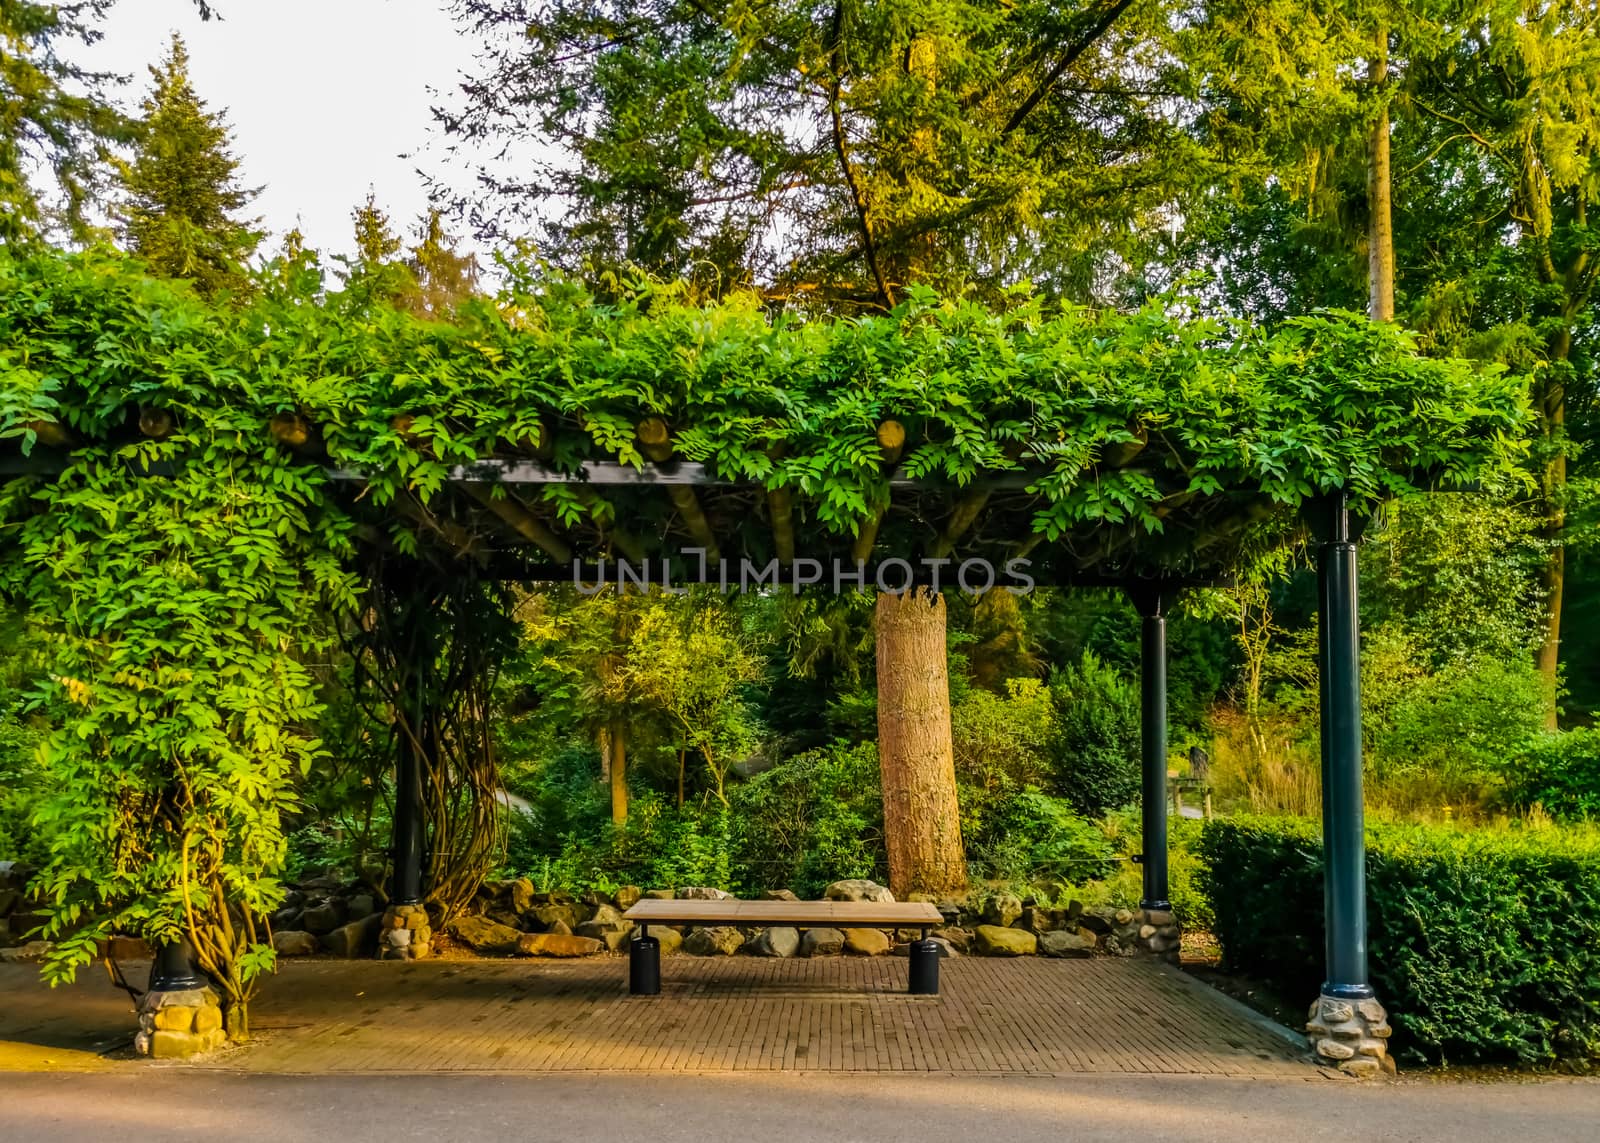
[677,747,686,809]
[875,588,967,899]
[609,718,628,826]
[1367,26,1395,323]
[1536,335,1568,729]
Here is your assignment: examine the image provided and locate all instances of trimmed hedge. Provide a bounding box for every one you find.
[1199,817,1600,1065]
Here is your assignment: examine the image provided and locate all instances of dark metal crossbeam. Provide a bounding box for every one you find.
[325,459,1042,491]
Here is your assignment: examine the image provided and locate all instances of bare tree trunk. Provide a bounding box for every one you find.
[1536,339,1568,729]
[1367,25,1395,323]
[875,588,968,899]
[677,747,686,809]
[609,718,628,826]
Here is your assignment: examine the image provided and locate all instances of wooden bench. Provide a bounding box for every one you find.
[621,898,946,995]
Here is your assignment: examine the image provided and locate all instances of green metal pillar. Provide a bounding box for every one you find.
[1127,584,1173,912]
[1311,492,1373,1000]
[389,715,425,907]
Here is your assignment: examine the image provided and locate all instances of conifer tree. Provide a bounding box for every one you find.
[404,209,479,318]
[117,34,261,297]
[0,1,130,242]
[342,191,414,304]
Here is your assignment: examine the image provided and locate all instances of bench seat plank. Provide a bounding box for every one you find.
[622,898,942,928]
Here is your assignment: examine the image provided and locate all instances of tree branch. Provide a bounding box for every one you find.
[825,3,892,309]
[1001,0,1138,135]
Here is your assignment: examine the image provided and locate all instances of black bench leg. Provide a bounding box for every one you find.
[908,933,939,995]
[630,931,661,995]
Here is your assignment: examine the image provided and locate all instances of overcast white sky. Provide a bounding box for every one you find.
[80,0,497,260]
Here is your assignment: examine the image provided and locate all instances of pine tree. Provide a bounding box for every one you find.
[0,1,131,243]
[117,34,261,297]
[343,191,414,304]
[404,209,479,319]
[352,192,403,265]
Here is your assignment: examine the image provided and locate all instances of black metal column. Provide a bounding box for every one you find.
[1312,492,1374,1001]
[390,731,425,906]
[148,938,205,992]
[1128,585,1172,912]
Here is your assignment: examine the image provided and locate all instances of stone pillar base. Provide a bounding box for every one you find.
[1132,908,1181,962]
[134,987,226,1058]
[1308,993,1395,1076]
[379,903,432,960]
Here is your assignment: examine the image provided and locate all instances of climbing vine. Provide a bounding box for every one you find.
[0,247,1529,1037]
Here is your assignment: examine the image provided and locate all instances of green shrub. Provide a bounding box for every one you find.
[1502,729,1600,821]
[1099,809,1214,929]
[965,788,1117,889]
[1199,816,1600,1064]
[1048,653,1141,816]
[727,741,885,897]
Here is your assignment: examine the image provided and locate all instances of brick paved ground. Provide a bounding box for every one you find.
[2,954,1311,1077]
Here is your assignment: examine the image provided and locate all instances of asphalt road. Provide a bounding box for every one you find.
[6,1070,1597,1142]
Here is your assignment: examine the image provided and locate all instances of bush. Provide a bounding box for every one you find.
[1048,653,1140,816]
[1502,729,1600,821]
[964,788,1117,890]
[1099,809,1214,929]
[1199,816,1600,1065]
[727,741,885,897]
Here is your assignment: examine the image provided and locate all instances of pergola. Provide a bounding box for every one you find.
[0,251,1528,1072]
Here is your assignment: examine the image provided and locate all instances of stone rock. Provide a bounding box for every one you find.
[651,927,685,956]
[1078,911,1112,935]
[149,1030,202,1059]
[445,915,524,956]
[509,878,536,914]
[270,906,304,931]
[321,913,382,958]
[547,919,573,936]
[1038,929,1097,958]
[299,898,346,935]
[843,928,892,956]
[644,889,675,900]
[685,926,744,956]
[1138,924,1157,940]
[614,885,643,910]
[1143,909,1174,927]
[893,936,958,958]
[800,927,846,957]
[982,893,1023,929]
[599,929,632,952]
[345,894,376,922]
[533,904,581,932]
[678,886,733,900]
[973,925,1037,956]
[576,904,631,938]
[0,888,19,917]
[0,940,52,963]
[271,930,319,957]
[153,1005,196,1032]
[824,879,895,903]
[1018,906,1060,935]
[761,889,801,902]
[516,932,604,957]
[1114,908,1134,925]
[193,1005,223,1035]
[748,927,801,957]
[384,927,412,950]
[0,861,34,891]
[931,927,971,954]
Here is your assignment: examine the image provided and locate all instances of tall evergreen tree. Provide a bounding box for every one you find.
[404,208,479,319]
[342,190,413,304]
[0,1,130,242]
[116,34,260,297]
